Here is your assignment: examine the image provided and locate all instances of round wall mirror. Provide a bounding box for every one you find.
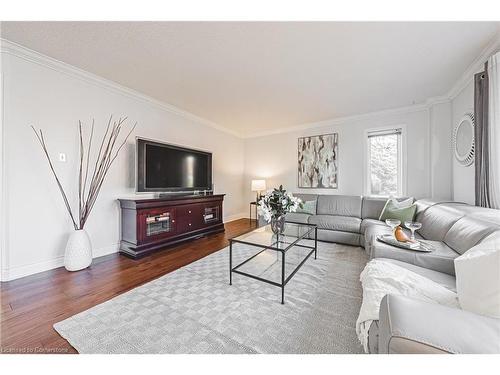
[453,112,475,166]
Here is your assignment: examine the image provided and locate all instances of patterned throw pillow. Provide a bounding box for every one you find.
[379,198,416,222]
[296,200,317,215]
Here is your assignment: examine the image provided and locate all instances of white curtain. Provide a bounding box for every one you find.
[488,52,500,209]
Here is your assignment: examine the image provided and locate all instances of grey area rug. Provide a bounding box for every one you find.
[54,236,368,354]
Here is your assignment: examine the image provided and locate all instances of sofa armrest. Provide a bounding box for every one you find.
[378,294,500,354]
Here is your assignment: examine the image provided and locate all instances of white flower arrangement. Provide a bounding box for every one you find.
[257,185,303,223]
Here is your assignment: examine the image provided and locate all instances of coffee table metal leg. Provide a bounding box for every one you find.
[314,227,318,259]
[229,241,233,285]
[281,251,285,304]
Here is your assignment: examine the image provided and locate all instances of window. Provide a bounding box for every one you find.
[366,128,403,197]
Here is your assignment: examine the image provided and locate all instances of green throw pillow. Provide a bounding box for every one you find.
[379,199,417,222]
[296,200,316,215]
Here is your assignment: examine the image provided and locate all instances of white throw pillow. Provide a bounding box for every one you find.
[454,236,500,318]
[392,197,414,208]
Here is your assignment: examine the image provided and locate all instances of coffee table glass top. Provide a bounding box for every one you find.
[230,222,315,252]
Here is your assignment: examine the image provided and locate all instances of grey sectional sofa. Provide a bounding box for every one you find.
[282,194,500,354]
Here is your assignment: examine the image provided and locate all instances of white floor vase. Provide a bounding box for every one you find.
[64,229,92,271]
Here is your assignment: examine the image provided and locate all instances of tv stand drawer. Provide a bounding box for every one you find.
[176,204,203,217]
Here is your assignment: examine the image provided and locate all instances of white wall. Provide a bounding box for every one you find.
[1,47,246,281]
[429,101,453,200]
[244,104,453,203]
[451,80,475,204]
[3,33,495,281]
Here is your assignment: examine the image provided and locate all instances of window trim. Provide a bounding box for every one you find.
[363,125,407,198]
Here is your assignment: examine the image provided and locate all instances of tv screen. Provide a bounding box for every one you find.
[136,138,212,192]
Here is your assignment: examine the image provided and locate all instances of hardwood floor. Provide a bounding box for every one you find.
[0,218,257,354]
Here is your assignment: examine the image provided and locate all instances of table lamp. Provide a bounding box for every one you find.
[251,180,266,202]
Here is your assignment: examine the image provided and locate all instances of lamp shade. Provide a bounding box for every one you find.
[251,179,266,192]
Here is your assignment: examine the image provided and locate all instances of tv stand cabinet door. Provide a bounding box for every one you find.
[137,207,177,244]
[200,202,223,227]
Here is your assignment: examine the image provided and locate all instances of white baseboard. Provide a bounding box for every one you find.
[1,214,251,281]
[1,243,120,282]
[223,212,247,223]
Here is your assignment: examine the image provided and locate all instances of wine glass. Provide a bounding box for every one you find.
[404,221,422,241]
[385,219,401,238]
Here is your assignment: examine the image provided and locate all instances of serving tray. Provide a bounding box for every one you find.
[376,234,433,252]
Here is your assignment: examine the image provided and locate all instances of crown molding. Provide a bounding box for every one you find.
[0,38,244,139]
[243,102,432,138]
[244,95,456,139]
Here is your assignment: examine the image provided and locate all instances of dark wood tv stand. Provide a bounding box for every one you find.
[118,194,225,258]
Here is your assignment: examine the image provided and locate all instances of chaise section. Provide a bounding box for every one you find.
[367,201,500,276]
[378,294,500,354]
[366,258,458,353]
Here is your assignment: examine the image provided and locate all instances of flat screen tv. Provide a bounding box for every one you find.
[136,138,212,193]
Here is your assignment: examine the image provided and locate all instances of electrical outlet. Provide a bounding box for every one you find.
[59,153,66,162]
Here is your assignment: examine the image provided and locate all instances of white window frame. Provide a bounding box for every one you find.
[364,125,407,198]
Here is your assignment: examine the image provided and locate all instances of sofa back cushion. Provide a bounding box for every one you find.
[361,197,413,219]
[444,216,500,254]
[415,203,464,241]
[317,195,362,217]
[361,197,388,219]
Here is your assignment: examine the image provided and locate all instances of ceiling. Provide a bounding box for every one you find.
[2,22,499,136]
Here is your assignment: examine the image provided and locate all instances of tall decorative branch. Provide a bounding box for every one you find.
[31,127,79,230]
[32,116,137,230]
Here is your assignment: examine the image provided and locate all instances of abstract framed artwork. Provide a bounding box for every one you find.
[298,133,338,188]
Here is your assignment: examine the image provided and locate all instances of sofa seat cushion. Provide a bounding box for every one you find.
[284,212,311,224]
[363,222,423,252]
[309,215,361,233]
[360,218,386,235]
[316,229,361,246]
[372,240,459,275]
[379,258,456,291]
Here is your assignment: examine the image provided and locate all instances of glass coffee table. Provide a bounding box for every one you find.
[229,221,318,304]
